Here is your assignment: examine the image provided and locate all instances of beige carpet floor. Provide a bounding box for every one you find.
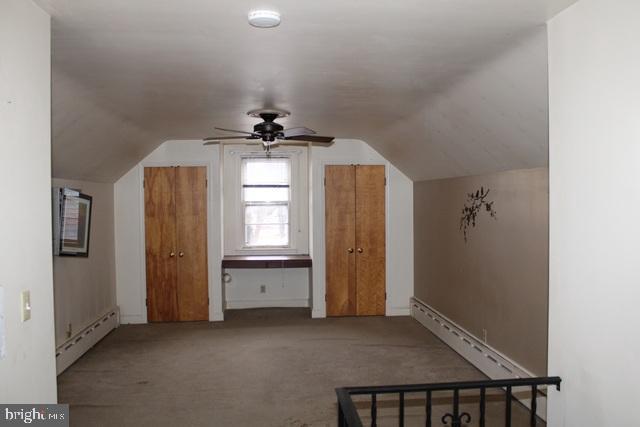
[57,308,540,426]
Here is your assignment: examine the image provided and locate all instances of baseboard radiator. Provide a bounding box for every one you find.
[410,297,548,420]
[55,308,119,375]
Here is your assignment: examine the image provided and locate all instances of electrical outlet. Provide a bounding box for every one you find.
[260,284,266,294]
[21,290,31,322]
[482,329,488,343]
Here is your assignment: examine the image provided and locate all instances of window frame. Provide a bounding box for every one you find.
[240,156,292,249]
[223,145,309,256]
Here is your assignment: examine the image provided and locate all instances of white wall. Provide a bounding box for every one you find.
[224,268,311,309]
[0,0,57,403]
[52,179,117,345]
[548,1,640,425]
[311,140,414,317]
[115,142,223,322]
[115,139,413,321]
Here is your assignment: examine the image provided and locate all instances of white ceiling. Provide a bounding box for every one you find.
[37,0,577,182]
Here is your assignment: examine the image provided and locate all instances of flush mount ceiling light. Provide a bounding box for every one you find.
[248,10,281,28]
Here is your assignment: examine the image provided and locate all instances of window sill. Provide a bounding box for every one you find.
[221,255,312,269]
[227,247,305,256]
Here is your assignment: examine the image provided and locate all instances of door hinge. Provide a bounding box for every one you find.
[384,177,387,186]
[385,292,387,300]
[325,294,327,302]
[324,177,326,186]
[143,179,145,189]
[206,178,208,188]
[145,298,148,306]
[207,297,210,305]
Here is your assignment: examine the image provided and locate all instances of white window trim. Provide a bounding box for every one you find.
[223,145,309,255]
[240,155,292,249]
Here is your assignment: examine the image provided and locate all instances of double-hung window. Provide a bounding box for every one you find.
[241,157,291,248]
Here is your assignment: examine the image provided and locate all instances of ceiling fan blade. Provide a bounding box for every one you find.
[214,126,255,135]
[283,127,316,138]
[203,136,260,145]
[204,136,257,141]
[283,135,335,143]
[272,141,309,147]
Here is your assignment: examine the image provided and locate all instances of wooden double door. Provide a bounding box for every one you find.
[325,165,386,316]
[144,166,209,322]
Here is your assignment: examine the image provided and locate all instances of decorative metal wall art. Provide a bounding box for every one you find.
[459,186,496,242]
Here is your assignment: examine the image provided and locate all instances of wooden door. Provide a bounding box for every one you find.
[144,167,178,321]
[325,165,357,316]
[355,165,386,315]
[144,166,209,322]
[175,166,209,321]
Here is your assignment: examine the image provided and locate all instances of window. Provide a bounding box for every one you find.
[241,157,291,247]
[223,145,308,255]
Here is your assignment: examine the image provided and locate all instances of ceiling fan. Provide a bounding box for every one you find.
[203,109,335,151]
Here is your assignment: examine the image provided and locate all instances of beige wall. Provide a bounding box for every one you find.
[413,167,548,375]
[52,178,116,345]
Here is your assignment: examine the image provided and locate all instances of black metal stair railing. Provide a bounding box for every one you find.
[336,376,561,427]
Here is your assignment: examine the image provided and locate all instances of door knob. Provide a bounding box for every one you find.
[357,248,363,253]
[347,248,354,253]
[170,252,176,257]
[179,252,184,257]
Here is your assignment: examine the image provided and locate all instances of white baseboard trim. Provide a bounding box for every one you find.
[226,298,310,309]
[310,307,409,318]
[311,309,325,318]
[410,297,548,421]
[386,307,411,316]
[119,314,146,324]
[120,312,224,322]
[56,307,119,375]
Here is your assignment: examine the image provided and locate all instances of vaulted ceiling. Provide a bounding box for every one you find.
[36,0,577,182]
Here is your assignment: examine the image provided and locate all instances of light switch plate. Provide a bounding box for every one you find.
[21,290,31,322]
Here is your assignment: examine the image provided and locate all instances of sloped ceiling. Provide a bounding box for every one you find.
[37,0,577,182]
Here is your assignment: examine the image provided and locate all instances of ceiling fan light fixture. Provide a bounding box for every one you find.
[248,10,281,28]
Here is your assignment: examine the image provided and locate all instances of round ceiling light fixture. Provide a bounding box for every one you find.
[248,10,281,28]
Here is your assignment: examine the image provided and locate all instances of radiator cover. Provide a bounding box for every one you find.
[410,297,547,420]
[55,308,119,375]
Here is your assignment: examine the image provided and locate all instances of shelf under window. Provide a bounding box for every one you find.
[221,255,312,269]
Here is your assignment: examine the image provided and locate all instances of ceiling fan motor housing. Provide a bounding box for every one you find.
[254,112,284,141]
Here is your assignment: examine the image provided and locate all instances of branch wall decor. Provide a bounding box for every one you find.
[459,186,497,242]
